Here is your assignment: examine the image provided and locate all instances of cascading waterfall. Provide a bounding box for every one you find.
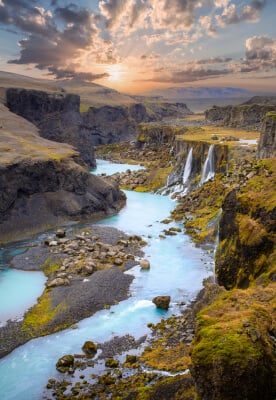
[182,148,193,184]
[212,208,222,283]
[200,144,215,185]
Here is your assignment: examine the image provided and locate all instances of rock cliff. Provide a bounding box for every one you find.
[205,96,276,130]
[6,88,96,167]
[257,112,276,158]
[0,102,125,243]
[216,160,276,289]
[83,102,192,145]
[187,158,276,400]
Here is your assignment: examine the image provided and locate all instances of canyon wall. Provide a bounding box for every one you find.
[205,96,276,130]
[6,88,96,167]
[257,112,276,159]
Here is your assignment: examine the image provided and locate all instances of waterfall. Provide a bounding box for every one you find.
[212,208,222,283]
[200,144,215,185]
[182,148,193,184]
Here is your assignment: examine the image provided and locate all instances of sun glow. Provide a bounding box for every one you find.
[107,64,122,82]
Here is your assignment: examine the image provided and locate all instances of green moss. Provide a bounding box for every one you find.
[192,285,275,364]
[22,290,67,336]
[42,259,62,276]
[79,103,90,113]
[266,111,276,120]
[238,215,267,247]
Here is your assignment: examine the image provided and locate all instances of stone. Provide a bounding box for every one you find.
[82,265,94,275]
[47,277,70,288]
[56,229,66,238]
[152,295,171,310]
[49,240,58,246]
[105,358,120,368]
[56,354,74,373]
[114,258,124,266]
[140,259,150,270]
[125,354,137,364]
[82,341,97,357]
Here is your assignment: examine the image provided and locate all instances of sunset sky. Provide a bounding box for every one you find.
[0,0,275,93]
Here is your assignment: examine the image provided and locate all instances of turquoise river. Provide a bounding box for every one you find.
[0,160,213,399]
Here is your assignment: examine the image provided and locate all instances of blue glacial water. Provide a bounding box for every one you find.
[0,160,213,400]
[0,246,46,326]
[91,158,144,176]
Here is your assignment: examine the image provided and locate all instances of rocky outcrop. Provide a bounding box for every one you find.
[83,102,192,145]
[0,157,125,243]
[6,88,96,167]
[205,97,276,130]
[216,159,276,289]
[191,284,276,400]
[257,113,276,158]
[243,95,276,105]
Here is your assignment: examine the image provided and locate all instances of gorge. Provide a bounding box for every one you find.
[0,81,275,400]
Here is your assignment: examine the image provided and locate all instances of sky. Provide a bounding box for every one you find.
[0,0,276,94]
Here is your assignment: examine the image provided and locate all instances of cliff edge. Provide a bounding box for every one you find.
[0,102,125,243]
[6,88,96,167]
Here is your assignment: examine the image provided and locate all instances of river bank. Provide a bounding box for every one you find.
[0,224,145,358]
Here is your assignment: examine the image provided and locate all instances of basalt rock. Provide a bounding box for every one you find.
[152,296,171,310]
[83,102,192,145]
[205,96,276,130]
[0,157,125,243]
[257,113,276,159]
[6,88,96,167]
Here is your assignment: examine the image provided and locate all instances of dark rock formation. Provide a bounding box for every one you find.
[242,95,276,105]
[152,296,171,310]
[6,88,96,167]
[0,157,125,243]
[56,355,74,373]
[82,341,97,357]
[83,102,192,145]
[257,113,276,158]
[205,97,276,130]
[216,161,276,289]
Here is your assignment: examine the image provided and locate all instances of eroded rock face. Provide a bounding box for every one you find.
[6,88,96,167]
[0,158,125,242]
[257,114,276,159]
[83,102,192,145]
[205,97,276,130]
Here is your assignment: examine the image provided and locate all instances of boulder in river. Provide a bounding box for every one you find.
[140,259,150,270]
[82,341,97,357]
[152,296,171,310]
[56,354,74,373]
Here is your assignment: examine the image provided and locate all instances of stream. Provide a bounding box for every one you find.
[0,160,213,400]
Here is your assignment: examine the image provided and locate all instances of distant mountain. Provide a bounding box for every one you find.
[143,86,255,100]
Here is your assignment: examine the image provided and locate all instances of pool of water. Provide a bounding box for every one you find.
[91,159,144,176]
[0,160,213,400]
[0,245,46,327]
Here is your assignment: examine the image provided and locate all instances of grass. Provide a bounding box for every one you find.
[176,125,259,146]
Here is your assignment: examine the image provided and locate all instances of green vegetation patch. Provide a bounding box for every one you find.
[22,289,67,337]
[192,285,276,369]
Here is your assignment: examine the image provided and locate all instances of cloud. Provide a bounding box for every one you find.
[148,67,231,83]
[216,0,266,27]
[241,35,276,71]
[145,35,276,83]
[140,53,160,60]
[99,0,148,33]
[55,4,92,24]
[46,67,108,81]
[1,1,115,81]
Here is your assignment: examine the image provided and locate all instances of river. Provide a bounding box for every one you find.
[0,160,213,400]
